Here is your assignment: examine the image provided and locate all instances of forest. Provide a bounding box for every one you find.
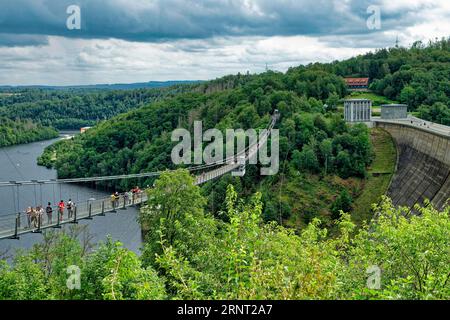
[0,84,194,129]
[0,117,58,147]
[331,39,450,124]
[0,170,448,300]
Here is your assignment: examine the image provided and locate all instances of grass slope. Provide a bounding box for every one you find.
[351,128,397,225]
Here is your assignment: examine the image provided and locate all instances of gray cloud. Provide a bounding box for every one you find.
[0,33,48,46]
[0,0,448,85]
[0,0,439,46]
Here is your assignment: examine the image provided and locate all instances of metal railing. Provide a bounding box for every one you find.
[0,191,147,240]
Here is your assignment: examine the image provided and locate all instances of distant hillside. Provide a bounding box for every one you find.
[0,117,58,147]
[0,83,197,129]
[0,80,203,91]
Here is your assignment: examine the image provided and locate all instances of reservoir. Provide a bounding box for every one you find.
[0,133,142,255]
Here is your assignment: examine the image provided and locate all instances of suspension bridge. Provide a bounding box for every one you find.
[0,111,280,240]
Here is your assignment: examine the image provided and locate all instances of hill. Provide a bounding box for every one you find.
[0,84,195,129]
[0,80,201,91]
[0,117,58,147]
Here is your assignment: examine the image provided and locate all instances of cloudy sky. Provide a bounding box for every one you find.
[0,0,449,85]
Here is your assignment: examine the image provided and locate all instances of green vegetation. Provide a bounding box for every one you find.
[417,102,450,125]
[337,39,449,123]
[0,117,58,147]
[0,85,193,130]
[346,91,397,107]
[1,170,449,300]
[335,39,449,112]
[352,128,397,225]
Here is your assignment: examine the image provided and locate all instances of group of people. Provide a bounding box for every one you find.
[110,186,143,209]
[25,199,75,229]
[22,186,144,230]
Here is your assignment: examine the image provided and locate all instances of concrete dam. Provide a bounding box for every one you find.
[374,117,450,211]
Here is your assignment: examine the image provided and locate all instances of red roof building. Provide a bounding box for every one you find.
[344,78,369,90]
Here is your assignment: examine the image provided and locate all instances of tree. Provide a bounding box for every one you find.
[292,146,320,173]
[101,242,166,300]
[326,92,340,111]
[399,85,416,107]
[319,139,333,174]
[340,197,450,300]
[331,190,353,220]
[140,169,209,266]
[335,150,352,178]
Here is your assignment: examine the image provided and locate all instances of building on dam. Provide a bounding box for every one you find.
[344,99,372,123]
[381,104,408,120]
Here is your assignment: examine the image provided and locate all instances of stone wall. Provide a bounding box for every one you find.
[375,121,450,211]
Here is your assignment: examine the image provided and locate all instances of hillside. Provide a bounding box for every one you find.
[0,84,195,129]
[333,38,450,124]
[0,80,201,91]
[0,117,58,147]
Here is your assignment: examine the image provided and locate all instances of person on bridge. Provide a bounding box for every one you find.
[37,206,44,228]
[131,187,136,202]
[124,191,129,205]
[128,190,133,204]
[46,202,53,224]
[58,200,65,221]
[26,207,32,229]
[30,208,38,229]
[132,187,140,203]
[111,193,117,211]
[67,199,74,219]
[114,192,120,208]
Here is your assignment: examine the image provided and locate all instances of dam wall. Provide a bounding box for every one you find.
[374,119,450,211]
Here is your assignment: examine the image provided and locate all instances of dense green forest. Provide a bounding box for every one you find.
[332,38,450,124]
[0,85,194,129]
[0,117,58,147]
[1,170,448,300]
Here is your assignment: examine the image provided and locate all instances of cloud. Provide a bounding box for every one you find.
[0,35,373,85]
[0,33,48,47]
[0,0,448,84]
[1,0,447,45]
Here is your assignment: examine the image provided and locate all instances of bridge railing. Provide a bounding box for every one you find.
[0,191,148,240]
